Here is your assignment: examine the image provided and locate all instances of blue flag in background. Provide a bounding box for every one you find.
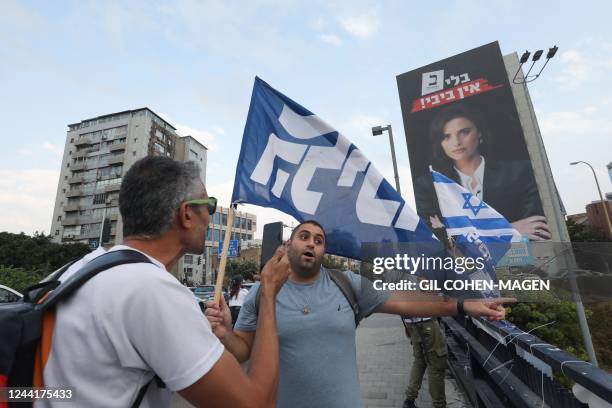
[232,77,437,260]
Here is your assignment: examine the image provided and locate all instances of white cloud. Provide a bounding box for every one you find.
[340,11,379,38]
[0,169,59,235]
[175,124,218,151]
[319,34,342,47]
[43,142,63,156]
[552,48,612,87]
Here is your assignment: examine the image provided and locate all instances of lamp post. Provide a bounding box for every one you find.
[372,125,401,196]
[513,45,558,84]
[570,161,612,238]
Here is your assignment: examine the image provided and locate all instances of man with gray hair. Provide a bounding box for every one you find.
[38,156,290,408]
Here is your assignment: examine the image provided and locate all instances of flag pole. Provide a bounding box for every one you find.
[214,202,238,303]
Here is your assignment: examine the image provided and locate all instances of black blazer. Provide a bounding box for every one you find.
[414,159,544,226]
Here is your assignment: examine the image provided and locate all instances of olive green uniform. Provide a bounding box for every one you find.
[404,318,447,408]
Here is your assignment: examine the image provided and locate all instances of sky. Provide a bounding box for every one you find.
[1,0,611,239]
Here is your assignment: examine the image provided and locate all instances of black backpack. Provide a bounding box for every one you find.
[0,249,162,407]
[255,268,360,326]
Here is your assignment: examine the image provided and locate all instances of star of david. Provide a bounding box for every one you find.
[462,193,488,216]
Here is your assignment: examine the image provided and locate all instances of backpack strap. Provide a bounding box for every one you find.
[40,250,152,312]
[327,269,360,326]
[254,268,360,326]
[35,250,166,406]
[131,375,165,408]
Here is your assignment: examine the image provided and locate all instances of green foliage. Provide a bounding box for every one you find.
[226,259,258,281]
[0,266,46,293]
[0,231,90,291]
[322,255,345,270]
[566,219,608,242]
[506,301,590,361]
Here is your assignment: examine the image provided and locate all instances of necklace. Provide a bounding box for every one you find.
[297,287,312,315]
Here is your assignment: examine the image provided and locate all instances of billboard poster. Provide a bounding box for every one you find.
[397,42,549,242]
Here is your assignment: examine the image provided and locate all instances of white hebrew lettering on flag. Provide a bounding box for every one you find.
[278,105,336,139]
[251,104,413,229]
[356,166,401,226]
[250,132,307,189]
[291,134,351,214]
[337,148,369,187]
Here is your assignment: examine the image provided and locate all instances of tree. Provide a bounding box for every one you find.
[0,231,90,291]
[566,219,608,242]
[225,259,258,282]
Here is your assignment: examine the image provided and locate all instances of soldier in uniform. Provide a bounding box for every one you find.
[402,316,448,408]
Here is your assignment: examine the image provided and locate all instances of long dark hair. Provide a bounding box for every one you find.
[230,276,242,300]
[428,103,490,181]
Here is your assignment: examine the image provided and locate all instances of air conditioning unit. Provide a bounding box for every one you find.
[66,234,74,239]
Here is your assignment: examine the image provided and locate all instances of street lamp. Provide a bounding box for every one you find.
[371,125,401,196]
[513,45,558,84]
[570,161,612,237]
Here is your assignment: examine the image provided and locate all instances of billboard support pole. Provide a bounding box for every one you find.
[511,58,599,367]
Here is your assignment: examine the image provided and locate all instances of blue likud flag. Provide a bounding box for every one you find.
[431,167,522,296]
[232,77,437,260]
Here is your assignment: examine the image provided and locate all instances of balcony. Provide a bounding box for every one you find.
[63,203,80,212]
[67,175,83,185]
[105,184,121,192]
[65,189,82,198]
[74,137,91,147]
[108,154,124,165]
[109,142,126,152]
[71,162,87,171]
[61,217,79,226]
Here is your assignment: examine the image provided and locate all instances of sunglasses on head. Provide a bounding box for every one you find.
[179,197,217,215]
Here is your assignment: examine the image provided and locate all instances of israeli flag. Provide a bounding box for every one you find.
[232,77,437,260]
[431,167,522,273]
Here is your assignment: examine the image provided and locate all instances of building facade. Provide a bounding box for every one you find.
[49,108,210,282]
[202,206,257,284]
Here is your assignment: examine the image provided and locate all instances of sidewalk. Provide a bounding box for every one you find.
[172,313,469,407]
[357,313,468,408]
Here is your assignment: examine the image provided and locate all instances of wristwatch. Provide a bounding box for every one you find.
[456,299,466,315]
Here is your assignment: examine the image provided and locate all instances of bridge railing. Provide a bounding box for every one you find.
[441,315,612,407]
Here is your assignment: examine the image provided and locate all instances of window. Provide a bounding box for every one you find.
[184,255,193,264]
[241,218,246,230]
[57,215,62,221]
[222,213,227,226]
[0,288,21,303]
[55,230,60,236]
[247,219,252,230]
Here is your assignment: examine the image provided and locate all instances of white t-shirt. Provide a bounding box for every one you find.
[36,245,224,408]
[228,288,249,307]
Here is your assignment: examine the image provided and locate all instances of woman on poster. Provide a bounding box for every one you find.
[415,103,551,240]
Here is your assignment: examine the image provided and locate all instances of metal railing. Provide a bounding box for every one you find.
[441,315,612,407]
